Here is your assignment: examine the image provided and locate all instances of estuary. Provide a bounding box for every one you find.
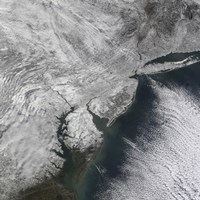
[78,61,200,200]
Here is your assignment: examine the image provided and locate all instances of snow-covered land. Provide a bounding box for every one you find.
[1,0,200,198]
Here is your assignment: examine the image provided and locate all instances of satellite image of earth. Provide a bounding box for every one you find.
[1,0,200,199]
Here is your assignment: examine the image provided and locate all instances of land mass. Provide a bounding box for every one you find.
[1,0,200,199]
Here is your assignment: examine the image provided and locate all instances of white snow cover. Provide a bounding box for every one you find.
[1,0,200,198]
[98,78,200,200]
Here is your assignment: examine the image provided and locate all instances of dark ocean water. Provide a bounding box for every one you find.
[77,58,200,200]
[144,51,200,66]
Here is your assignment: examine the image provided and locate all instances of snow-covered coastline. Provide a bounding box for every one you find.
[1,0,200,198]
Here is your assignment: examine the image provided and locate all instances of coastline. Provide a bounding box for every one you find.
[16,51,200,200]
[75,58,200,199]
